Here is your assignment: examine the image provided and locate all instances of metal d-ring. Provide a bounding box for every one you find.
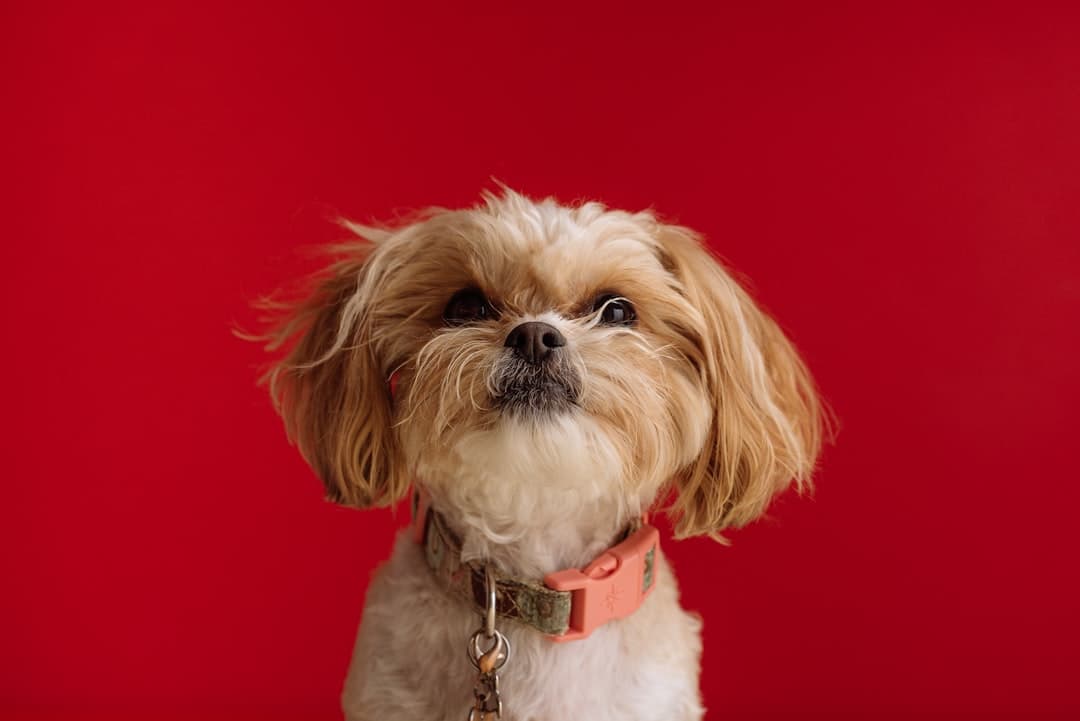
[484,565,497,638]
[465,564,510,719]
[465,565,511,672]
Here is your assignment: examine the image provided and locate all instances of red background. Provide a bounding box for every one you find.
[3,3,1079,719]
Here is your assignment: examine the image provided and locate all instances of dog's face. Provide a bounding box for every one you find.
[264,191,821,538]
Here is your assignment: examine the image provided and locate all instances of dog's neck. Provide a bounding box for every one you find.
[413,416,659,578]
[423,485,634,579]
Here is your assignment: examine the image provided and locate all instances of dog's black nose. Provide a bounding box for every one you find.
[505,321,566,364]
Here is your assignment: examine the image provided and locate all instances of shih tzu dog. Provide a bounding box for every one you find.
[259,189,822,720]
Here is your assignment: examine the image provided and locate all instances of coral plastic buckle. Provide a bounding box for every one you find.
[543,524,660,642]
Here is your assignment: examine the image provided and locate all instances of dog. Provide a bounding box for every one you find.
[259,189,823,720]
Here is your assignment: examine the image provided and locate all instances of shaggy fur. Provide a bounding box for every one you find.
[258,189,822,720]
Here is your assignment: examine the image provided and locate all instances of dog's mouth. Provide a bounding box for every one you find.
[491,359,581,417]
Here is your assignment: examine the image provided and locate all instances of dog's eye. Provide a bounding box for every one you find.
[444,288,493,324]
[594,294,636,325]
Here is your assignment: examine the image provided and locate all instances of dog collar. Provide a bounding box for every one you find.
[410,489,660,642]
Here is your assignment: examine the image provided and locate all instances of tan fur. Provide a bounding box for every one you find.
[260,242,407,506]
[649,223,824,538]
[255,189,824,719]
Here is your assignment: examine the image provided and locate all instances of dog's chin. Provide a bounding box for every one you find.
[494,380,578,419]
[491,361,582,420]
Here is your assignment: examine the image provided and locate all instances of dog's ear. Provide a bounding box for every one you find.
[653,224,824,539]
[259,238,407,507]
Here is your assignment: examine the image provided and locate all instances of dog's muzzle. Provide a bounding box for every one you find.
[493,321,580,415]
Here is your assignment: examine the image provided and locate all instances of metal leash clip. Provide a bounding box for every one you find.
[467,565,511,720]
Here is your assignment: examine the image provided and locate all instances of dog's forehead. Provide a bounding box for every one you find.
[479,213,663,308]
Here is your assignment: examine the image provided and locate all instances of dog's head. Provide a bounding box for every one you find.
[262,190,822,539]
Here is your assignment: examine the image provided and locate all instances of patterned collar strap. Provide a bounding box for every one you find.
[411,489,660,642]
